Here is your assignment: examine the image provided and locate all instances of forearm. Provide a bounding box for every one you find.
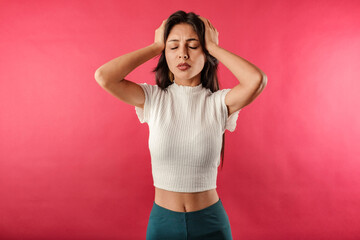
[208,44,266,86]
[95,43,163,83]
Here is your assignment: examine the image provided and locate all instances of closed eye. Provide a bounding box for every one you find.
[170,47,198,50]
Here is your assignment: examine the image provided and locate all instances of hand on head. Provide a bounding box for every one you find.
[154,16,219,53]
[154,19,167,51]
[198,16,219,51]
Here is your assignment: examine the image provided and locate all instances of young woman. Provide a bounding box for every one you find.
[95,10,267,240]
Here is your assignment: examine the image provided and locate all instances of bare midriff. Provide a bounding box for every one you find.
[154,187,220,213]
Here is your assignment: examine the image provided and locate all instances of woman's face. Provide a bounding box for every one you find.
[165,23,206,83]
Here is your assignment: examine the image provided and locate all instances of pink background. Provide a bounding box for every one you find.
[1,0,359,239]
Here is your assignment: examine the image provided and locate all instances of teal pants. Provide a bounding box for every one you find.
[146,198,233,240]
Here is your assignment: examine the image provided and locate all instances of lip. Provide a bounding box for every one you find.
[177,62,191,67]
[177,62,191,70]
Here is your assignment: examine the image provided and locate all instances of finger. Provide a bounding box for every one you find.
[206,19,215,30]
[199,16,206,22]
[199,16,216,31]
[199,16,209,26]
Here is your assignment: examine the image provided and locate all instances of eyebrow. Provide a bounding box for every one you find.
[167,38,199,42]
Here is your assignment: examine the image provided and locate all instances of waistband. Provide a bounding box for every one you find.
[152,198,223,216]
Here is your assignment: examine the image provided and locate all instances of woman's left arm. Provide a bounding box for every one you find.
[200,16,268,115]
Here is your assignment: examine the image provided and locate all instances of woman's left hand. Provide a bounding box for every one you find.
[199,16,219,52]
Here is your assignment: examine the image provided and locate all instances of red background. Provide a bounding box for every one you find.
[1,0,359,239]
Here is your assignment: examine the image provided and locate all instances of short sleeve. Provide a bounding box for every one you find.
[134,83,155,124]
[218,89,241,133]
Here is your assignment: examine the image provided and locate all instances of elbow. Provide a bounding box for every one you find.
[256,73,267,93]
[94,68,105,84]
[261,73,267,87]
[256,68,267,88]
[94,68,123,85]
[251,72,267,91]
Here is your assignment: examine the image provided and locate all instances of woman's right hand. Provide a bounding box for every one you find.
[154,19,167,51]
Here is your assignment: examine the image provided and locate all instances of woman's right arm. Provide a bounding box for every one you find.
[94,20,166,108]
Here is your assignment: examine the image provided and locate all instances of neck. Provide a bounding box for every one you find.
[174,75,201,87]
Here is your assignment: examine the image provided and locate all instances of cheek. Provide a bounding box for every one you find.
[164,53,171,69]
[165,52,175,66]
[201,54,206,65]
[195,54,206,68]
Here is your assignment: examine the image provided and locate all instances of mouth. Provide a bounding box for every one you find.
[177,63,191,71]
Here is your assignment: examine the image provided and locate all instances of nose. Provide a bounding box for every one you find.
[178,45,188,59]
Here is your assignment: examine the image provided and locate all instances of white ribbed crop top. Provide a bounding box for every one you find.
[134,81,241,193]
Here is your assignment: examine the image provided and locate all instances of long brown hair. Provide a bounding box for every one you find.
[152,10,227,170]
